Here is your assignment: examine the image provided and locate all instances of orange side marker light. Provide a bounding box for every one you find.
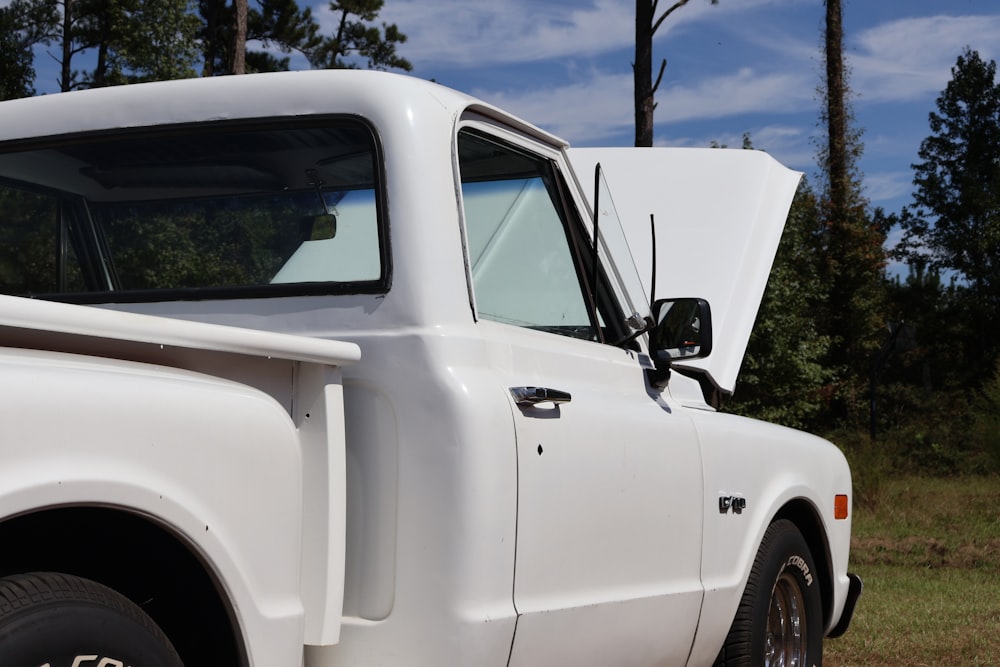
[834,494,849,520]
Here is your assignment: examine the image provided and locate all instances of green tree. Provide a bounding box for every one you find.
[113,0,200,83]
[247,0,321,72]
[633,0,717,147]
[972,359,1000,471]
[0,9,35,100]
[896,48,1000,382]
[199,0,228,75]
[200,0,323,75]
[49,0,89,91]
[877,263,974,466]
[727,179,833,430]
[0,0,57,99]
[310,0,411,71]
[31,0,199,90]
[76,0,199,87]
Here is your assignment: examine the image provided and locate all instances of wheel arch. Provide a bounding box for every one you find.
[772,498,835,633]
[0,506,248,667]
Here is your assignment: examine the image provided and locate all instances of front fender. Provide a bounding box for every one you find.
[0,347,307,666]
[685,410,854,666]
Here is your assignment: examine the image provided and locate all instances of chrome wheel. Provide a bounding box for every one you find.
[716,521,822,666]
[765,570,807,667]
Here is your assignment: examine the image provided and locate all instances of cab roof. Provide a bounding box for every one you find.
[0,70,566,150]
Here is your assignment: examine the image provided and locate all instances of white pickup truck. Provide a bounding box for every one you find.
[0,71,859,667]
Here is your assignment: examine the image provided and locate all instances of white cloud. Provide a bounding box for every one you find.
[303,0,825,148]
[863,171,912,205]
[324,0,633,67]
[303,1,1000,179]
[361,0,806,69]
[663,124,816,173]
[851,15,1000,104]
[470,70,634,143]
[658,67,815,123]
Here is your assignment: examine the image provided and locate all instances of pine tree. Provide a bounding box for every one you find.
[310,0,411,71]
[896,48,1000,384]
[0,0,55,100]
[246,0,321,72]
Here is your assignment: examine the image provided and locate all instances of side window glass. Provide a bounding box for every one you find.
[458,130,595,340]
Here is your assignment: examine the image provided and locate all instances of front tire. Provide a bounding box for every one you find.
[716,520,823,666]
[0,572,183,667]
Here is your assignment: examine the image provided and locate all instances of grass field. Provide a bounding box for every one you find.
[824,476,1000,666]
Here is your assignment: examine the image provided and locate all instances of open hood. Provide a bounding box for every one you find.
[568,147,801,394]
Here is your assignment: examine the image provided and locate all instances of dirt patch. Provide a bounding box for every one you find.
[851,536,1000,569]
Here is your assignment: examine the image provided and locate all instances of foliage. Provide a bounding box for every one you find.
[0,186,68,293]
[200,0,323,76]
[813,0,888,428]
[828,428,889,511]
[833,266,1000,479]
[896,48,1000,386]
[309,0,411,71]
[972,360,1000,470]
[1,0,410,91]
[78,0,201,87]
[727,178,832,430]
[0,13,34,100]
[0,0,52,100]
[898,49,1000,289]
[247,0,321,71]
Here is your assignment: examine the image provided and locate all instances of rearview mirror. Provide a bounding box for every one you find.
[649,298,712,367]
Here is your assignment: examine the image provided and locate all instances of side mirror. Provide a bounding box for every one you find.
[649,298,713,368]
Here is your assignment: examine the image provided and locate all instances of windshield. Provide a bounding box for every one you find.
[0,121,386,302]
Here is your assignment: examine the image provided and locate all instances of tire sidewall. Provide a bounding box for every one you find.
[0,573,183,667]
[749,521,824,666]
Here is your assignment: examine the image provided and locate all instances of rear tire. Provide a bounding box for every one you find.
[715,520,823,666]
[0,571,183,666]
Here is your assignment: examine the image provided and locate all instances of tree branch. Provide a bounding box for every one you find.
[651,57,666,95]
[651,0,693,36]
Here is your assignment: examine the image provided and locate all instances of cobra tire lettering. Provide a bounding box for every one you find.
[785,555,813,586]
[63,657,128,667]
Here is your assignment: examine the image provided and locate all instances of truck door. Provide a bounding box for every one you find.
[457,124,705,666]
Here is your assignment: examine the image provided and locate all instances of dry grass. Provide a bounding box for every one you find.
[824,476,1000,666]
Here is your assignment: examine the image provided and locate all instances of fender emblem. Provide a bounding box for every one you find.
[719,495,747,514]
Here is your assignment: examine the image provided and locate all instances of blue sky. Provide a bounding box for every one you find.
[18,0,1000,261]
[364,0,1000,225]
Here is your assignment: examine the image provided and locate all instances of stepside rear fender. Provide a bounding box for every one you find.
[0,295,360,662]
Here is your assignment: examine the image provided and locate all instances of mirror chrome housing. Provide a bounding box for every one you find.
[649,298,713,369]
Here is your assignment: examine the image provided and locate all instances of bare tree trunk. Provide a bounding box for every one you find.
[634,0,707,147]
[231,0,247,74]
[634,0,655,147]
[60,0,73,91]
[825,0,848,215]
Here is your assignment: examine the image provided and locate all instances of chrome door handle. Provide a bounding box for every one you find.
[510,386,572,406]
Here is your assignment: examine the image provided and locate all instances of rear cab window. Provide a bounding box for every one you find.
[0,119,388,303]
